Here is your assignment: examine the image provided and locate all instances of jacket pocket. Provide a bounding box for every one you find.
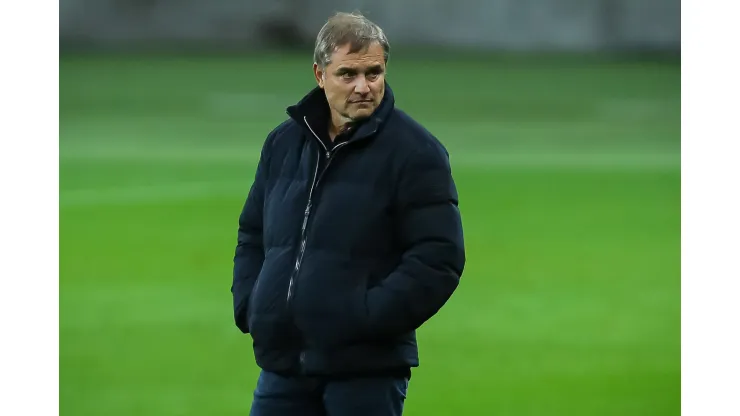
[246,275,260,331]
[246,247,294,342]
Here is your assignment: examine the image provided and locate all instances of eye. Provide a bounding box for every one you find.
[367,72,379,81]
[341,73,354,80]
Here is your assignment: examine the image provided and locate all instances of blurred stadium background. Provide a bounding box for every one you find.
[59,1,680,415]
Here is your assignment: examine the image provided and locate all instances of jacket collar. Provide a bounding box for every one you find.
[286,82,395,142]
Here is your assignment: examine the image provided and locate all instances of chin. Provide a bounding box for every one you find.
[351,109,375,119]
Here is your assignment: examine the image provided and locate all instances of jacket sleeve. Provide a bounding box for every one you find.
[364,141,465,337]
[231,140,271,334]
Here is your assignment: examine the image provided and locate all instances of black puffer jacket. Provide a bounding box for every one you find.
[232,83,465,377]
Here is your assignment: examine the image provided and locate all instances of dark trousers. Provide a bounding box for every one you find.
[249,370,409,416]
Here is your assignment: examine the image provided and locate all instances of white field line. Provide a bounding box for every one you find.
[452,151,679,169]
[60,151,679,208]
[61,145,679,168]
[60,146,264,162]
[60,181,249,207]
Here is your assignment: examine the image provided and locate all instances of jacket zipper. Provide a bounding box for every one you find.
[286,117,351,308]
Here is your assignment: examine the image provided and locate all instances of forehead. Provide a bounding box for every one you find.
[328,42,385,68]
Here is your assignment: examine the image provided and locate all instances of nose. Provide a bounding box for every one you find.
[354,77,370,94]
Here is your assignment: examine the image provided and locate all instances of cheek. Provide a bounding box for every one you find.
[325,86,342,103]
[372,83,385,99]
[328,89,351,109]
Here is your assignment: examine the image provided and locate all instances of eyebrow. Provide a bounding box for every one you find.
[334,65,384,75]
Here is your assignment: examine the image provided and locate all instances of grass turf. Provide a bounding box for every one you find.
[60,52,680,415]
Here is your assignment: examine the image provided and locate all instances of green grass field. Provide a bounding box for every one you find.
[60,52,680,415]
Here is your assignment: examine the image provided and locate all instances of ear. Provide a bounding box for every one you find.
[313,63,325,89]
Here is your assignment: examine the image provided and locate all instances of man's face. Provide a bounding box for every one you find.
[314,42,386,123]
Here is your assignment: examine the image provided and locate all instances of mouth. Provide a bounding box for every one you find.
[350,100,373,104]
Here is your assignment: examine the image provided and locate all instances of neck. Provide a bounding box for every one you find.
[328,112,352,141]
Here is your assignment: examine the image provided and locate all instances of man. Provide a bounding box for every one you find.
[232,11,465,416]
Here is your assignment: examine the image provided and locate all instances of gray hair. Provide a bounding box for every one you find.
[313,11,390,69]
